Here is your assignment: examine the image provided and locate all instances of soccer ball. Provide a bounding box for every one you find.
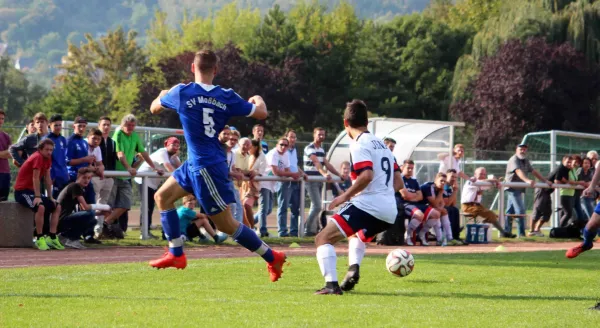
[386,248,414,277]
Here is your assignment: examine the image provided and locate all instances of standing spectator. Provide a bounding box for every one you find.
[303,127,341,236]
[234,137,252,227]
[225,131,245,224]
[264,137,301,237]
[0,109,11,201]
[529,155,570,236]
[241,139,267,229]
[559,156,579,227]
[571,155,586,222]
[437,144,470,180]
[587,150,598,167]
[96,116,116,237]
[219,125,243,224]
[443,169,463,244]
[26,120,36,135]
[66,117,96,204]
[579,157,596,220]
[57,168,109,249]
[252,124,269,154]
[277,129,307,237]
[504,143,552,236]
[102,114,164,239]
[461,167,516,238]
[10,112,50,166]
[45,115,70,199]
[134,137,181,239]
[13,139,64,250]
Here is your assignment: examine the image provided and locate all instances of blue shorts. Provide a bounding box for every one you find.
[594,201,600,215]
[173,161,235,216]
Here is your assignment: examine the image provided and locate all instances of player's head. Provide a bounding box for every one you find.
[49,114,63,135]
[402,159,414,177]
[343,99,368,138]
[313,127,325,144]
[76,167,94,187]
[192,49,218,77]
[383,137,396,152]
[340,161,350,178]
[252,124,264,140]
[219,125,231,144]
[446,169,457,185]
[33,112,48,135]
[183,195,197,209]
[474,167,487,180]
[434,172,447,189]
[87,128,102,148]
[37,138,55,159]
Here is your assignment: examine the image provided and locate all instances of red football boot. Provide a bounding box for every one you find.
[149,251,187,269]
[266,250,287,282]
[566,243,593,259]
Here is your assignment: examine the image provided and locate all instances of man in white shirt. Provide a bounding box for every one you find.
[225,130,245,224]
[438,144,470,181]
[134,137,181,238]
[277,129,307,237]
[461,167,516,238]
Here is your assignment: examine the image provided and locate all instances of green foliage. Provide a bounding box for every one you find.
[0,56,44,123]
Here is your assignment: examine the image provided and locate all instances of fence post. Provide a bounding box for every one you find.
[299,179,306,237]
[141,176,149,240]
[498,186,505,238]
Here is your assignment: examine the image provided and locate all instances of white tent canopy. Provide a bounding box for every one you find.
[326,118,465,183]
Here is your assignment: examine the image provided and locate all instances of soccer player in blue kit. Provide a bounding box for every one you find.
[149,49,287,282]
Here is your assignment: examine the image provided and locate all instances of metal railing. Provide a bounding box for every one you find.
[103,170,341,239]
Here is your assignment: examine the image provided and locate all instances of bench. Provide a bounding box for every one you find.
[0,201,33,247]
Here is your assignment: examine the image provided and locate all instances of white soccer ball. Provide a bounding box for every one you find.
[386,248,415,277]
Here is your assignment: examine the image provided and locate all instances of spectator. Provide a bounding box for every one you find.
[224,130,245,224]
[219,125,243,224]
[529,155,569,236]
[230,128,241,152]
[383,137,396,152]
[96,116,116,237]
[13,139,64,250]
[587,150,598,167]
[572,155,587,222]
[66,117,96,204]
[277,129,306,237]
[399,160,431,246]
[234,137,252,227]
[559,156,580,227]
[303,127,341,236]
[579,157,596,220]
[241,139,267,229]
[504,143,552,236]
[26,120,36,135]
[45,115,70,199]
[331,161,352,197]
[57,168,109,249]
[417,173,447,246]
[10,112,50,167]
[102,114,164,239]
[0,109,11,201]
[134,137,181,239]
[437,144,471,180]
[252,124,269,154]
[443,169,463,245]
[461,167,517,238]
[264,137,302,237]
[177,195,226,244]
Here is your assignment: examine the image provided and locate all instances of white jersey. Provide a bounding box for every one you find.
[349,132,398,224]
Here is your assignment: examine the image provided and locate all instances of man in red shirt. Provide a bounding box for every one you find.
[14,139,64,251]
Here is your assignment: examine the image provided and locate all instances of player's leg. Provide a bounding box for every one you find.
[440,207,453,244]
[314,218,347,295]
[420,208,440,246]
[566,202,600,258]
[405,205,424,246]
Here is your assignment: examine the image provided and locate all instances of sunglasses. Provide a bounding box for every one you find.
[279,143,289,147]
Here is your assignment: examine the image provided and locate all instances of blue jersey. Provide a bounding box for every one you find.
[419,181,443,205]
[443,184,453,199]
[160,83,255,171]
[45,133,69,185]
[399,175,420,203]
[66,134,90,180]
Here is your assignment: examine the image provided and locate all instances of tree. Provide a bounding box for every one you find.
[0,56,45,123]
[450,37,600,151]
[246,4,299,65]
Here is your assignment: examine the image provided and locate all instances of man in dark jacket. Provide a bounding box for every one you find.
[10,112,49,166]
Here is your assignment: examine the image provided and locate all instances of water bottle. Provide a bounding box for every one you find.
[478,226,484,242]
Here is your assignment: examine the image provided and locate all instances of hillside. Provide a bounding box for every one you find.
[0,0,430,87]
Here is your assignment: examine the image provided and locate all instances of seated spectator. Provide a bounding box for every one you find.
[134,137,182,239]
[529,155,569,236]
[331,161,352,198]
[416,173,447,246]
[14,139,64,250]
[461,167,516,238]
[0,109,11,201]
[10,112,50,167]
[57,168,110,248]
[443,169,463,245]
[437,144,470,180]
[399,160,433,246]
[178,195,226,244]
[46,114,70,199]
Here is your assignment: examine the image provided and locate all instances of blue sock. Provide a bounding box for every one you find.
[232,224,274,262]
[583,227,596,248]
[161,209,183,256]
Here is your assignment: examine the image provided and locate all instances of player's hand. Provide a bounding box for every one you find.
[128,168,137,176]
[248,95,263,104]
[328,195,347,210]
[33,197,42,208]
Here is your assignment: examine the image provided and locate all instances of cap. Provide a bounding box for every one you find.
[229,126,237,131]
[164,137,180,147]
[517,143,528,148]
[49,114,63,123]
[74,116,88,124]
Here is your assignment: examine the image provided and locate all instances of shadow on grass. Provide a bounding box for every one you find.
[0,293,177,301]
[348,290,598,302]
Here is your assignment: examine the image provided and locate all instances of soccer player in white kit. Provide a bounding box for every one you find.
[314,99,402,295]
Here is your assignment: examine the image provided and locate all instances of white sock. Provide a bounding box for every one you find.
[406,218,422,238]
[316,244,337,282]
[94,215,104,235]
[441,215,453,240]
[427,219,443,243]
[348,238,366,266]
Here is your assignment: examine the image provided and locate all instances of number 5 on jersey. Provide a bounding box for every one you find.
[203,108,216,137]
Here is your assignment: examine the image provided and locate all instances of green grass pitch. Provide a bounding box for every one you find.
[0,251,598,327]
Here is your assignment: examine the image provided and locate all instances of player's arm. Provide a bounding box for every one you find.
[394,171,404,195]
[150,90,169,114]
[414,190,424,202]
[324,158,342,178]
[584,161,600,197]
[333,169,374,206]
[247,96,267,120]
[44,169,54,201]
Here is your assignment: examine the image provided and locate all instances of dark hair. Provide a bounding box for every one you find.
[37,138,55,150]
[98,116,111,123]
[343,99,368,128]
[250,139,261,157]
[572,154,582,166]
[49,114,63,123]
[77,167,94,176]
[253,124,264,131]
[33,112,48,123]
[446,169,457,174]
[88,128,102,137]
[583,157,593,168]
[28,120,34,124]
[383,137,396,144]
[313,127,325,134]
[0,109,5,117]
[436,172,447,179]
[193,49,218,73]
[403,159,414,165]
[285,129,296,137]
